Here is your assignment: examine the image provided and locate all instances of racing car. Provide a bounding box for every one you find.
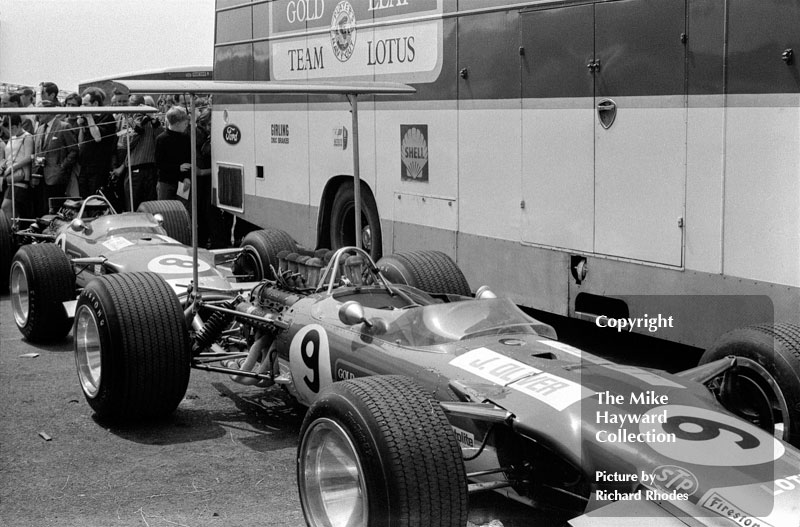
[3,194,248,343]
[70,236,800,527]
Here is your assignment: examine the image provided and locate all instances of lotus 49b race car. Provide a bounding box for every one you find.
[70,234,800,527]
[2,194,242,343]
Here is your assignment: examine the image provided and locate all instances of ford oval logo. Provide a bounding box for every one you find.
[223,124,241,145]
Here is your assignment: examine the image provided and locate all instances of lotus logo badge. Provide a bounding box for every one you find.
[597,99,617,129]
[331,1,356,63]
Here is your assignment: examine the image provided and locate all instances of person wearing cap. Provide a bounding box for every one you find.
[33,100,78,214]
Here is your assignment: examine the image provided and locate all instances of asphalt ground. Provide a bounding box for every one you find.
[0,293,700,527]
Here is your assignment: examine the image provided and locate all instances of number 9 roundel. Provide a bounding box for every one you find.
[289,325,332,405]
[642,405,784,466]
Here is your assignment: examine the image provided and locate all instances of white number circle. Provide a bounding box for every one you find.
[642,405,785,466]
[147,254,210,274]
[289,324,332,405]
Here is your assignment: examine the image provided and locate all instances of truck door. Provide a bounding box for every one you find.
[519,4,595,253]
[593,0,687,266]
[520,0,687,267]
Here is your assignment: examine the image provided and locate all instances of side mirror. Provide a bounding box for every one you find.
[338,301,372,328]
[70,218,86,232]
[153,213,164,225]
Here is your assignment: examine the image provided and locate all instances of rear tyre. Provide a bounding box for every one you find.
[298,375,468,527]
[377,250,471,296]
[330,182,383,261]
[700,323,800,448]
[10,244,75,342]
[74,272,191,421]
[0,213,13,289]
[232,228,296,281]
[138,200,191,245]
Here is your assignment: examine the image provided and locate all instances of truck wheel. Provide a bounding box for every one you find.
[232,228,296,281]
[74,272,191,421]
[330,182,383,261]
[298,375,467,527]
[0,212,13,289]
[10,244,75,342]
[700,323,800,448]
[377,250,471,296]
[138,200,191,245]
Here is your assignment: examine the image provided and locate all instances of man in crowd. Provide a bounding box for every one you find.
[154,106,191,201]
[40,82,60,106]
[19,88,35,109]
[111,94,157,210]
[33,100,78,213]
[77,87,117,198]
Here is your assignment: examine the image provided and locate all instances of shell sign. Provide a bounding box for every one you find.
[400,124,428,182]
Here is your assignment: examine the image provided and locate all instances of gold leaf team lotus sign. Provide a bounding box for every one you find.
[269,0,443,82]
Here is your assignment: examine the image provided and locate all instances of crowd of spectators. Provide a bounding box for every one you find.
[0,82,228,248]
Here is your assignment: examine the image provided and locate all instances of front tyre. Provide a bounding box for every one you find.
[700,323,800,448]
[138,200,191,245]
[377,250,471,297]
[232,228,296,281]
[298,375,467,527]
[74,272,191,421]
[10,244,75,342]
[330,182,383,262]
[0,212,14,290]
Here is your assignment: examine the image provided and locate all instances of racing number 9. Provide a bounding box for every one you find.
[663,415,760,450]
[642,405,784,467]
[300,331,320,393]
[289,325,333,405]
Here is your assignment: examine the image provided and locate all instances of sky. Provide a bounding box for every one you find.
[0,0,215,92]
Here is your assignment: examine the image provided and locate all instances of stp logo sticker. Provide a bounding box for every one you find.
[649,465,699,495]
[223,124,241,145]
[147,254,210,274]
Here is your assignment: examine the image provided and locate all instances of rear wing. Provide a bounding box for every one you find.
[113,79,416,310]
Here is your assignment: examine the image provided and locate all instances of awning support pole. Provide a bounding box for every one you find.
[189,94,200,313]
[347,94,362,250]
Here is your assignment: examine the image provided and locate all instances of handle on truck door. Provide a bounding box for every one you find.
[597,98,617,129]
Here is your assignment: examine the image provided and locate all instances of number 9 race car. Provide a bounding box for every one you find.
[1,194,245,343]
[68,234,800,527]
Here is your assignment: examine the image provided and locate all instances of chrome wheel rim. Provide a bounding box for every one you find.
[10,262,30,327]
[722,357,790,441]
[299,418,367,527]
[75,306,103,398]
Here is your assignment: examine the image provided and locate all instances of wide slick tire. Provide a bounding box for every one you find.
[0,212,13,289]
[297,375,467,527]
[330,182,383,261]
[232,228,296,281]
[138,200,191,245]
[10,244,75,342]
[700,323,800,448]
[73,272,191,421]
[377,250,471,296]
